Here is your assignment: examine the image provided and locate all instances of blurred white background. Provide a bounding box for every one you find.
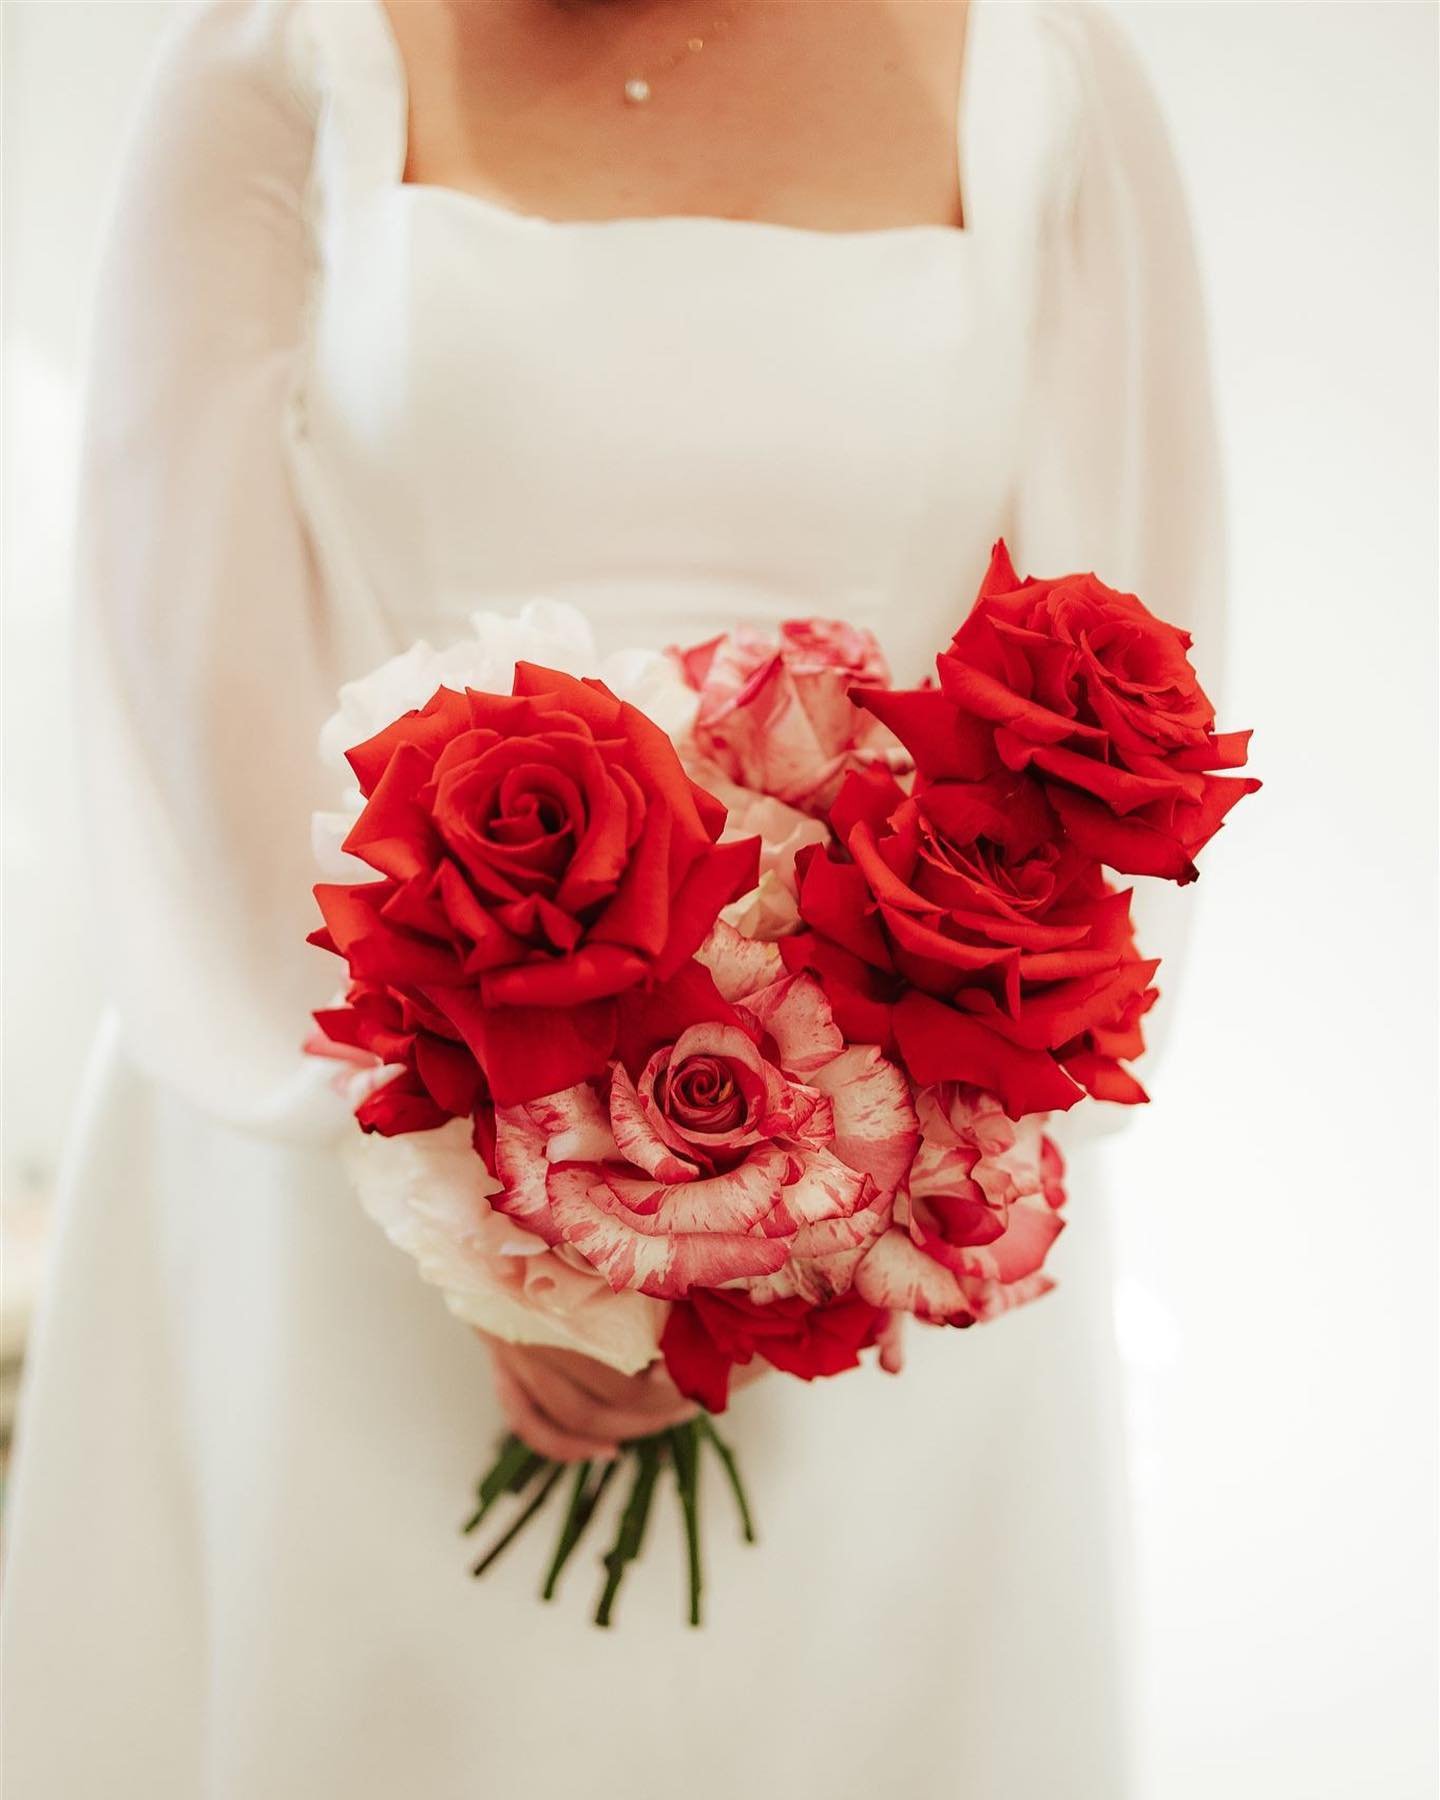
[2,3,1436,1796]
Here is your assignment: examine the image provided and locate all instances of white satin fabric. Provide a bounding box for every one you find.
[1,4,1225,1796]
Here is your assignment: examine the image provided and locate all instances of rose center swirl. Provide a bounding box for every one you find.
[919,826,1057,914]
[662,1053,750,1134]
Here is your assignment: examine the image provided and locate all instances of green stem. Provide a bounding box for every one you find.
[594,1440,663,1628]
[697,1414,757,1544]
[469,1463,566,1578]
[462,1434,543,1536]
[540,1458,620,1602]
[669,1423,704,1627]
[539,1461,593,1600]
[465,1419,756,1624]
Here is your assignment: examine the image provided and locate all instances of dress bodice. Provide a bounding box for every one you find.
[289,0,1065,683]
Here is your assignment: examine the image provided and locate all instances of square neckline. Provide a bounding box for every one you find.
[359,0,983,243]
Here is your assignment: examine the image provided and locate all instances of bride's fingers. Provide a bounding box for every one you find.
[726,1357,769,1395]
[527,1346,699,1418]
[490,1362,619,1464]
[480,1336,700,1443]
[512,1354,697,1441]
[522,1344,658,1401]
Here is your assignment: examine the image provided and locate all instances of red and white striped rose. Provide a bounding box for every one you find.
[487,925,917,1306]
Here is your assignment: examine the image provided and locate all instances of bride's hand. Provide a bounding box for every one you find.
[481,1335,699,1463]
[480,1334,765,1462]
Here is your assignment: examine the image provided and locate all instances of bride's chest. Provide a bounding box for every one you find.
[295,191,1038,666]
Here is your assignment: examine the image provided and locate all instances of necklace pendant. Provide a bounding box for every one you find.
[623,76,652,104]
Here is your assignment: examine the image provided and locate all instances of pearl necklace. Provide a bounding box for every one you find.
[621,0,748,104]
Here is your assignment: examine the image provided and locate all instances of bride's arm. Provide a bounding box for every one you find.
[74,0,347,1140]
[1013,3,1230,1135]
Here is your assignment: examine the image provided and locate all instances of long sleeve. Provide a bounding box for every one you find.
[1012,1,1229,1129]
[74,0,347,1141]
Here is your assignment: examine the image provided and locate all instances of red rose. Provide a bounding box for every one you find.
[660,1288,889,1413]
[864,541,1260,884]
[675,619,903,814]
[312,978,486,1133]
[311,665,759,1105]
[782,766,1158,1116]
[488,929,915,1303]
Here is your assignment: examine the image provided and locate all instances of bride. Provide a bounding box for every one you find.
[1,2,1224,1794]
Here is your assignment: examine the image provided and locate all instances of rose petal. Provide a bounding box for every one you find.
[854,1227,975,1325]
[548,1164,792,1298]
[608,1060,701,1182]
[808,1044,919,1197]
[737,971,846,1077]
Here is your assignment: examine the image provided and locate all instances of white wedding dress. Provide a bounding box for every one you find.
[1,4,1225,1795]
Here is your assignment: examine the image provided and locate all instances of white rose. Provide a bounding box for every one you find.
[345,1121,664,1375]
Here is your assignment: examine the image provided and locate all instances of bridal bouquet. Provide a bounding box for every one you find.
[306,542,1258,1624]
